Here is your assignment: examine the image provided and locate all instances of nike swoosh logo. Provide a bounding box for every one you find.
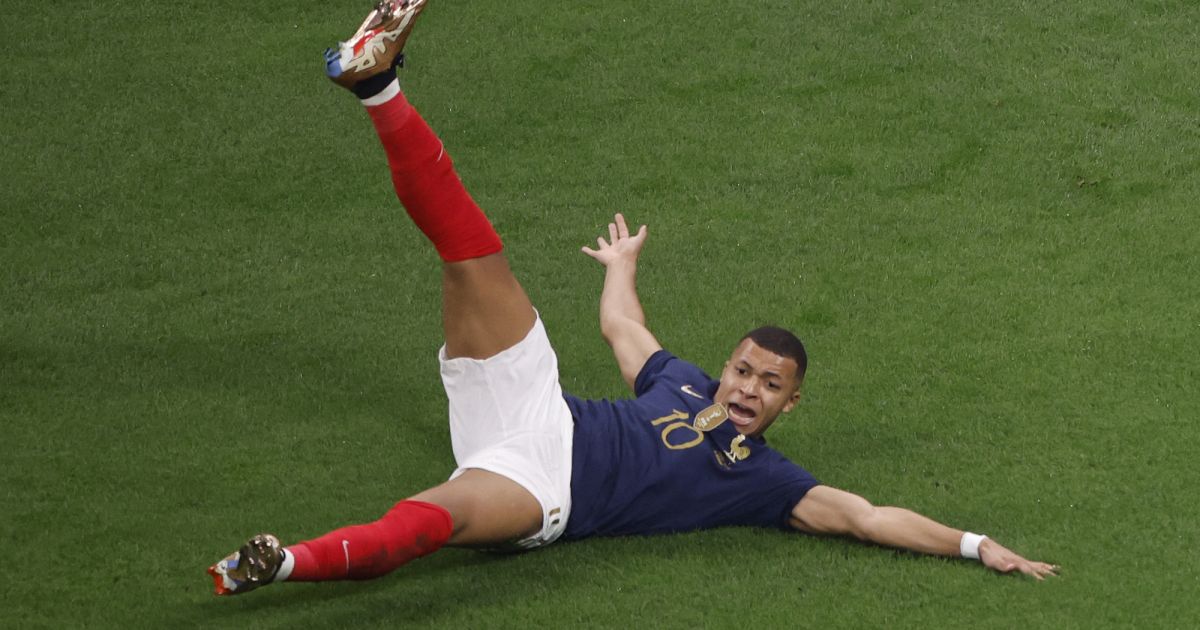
[681,385,705,400]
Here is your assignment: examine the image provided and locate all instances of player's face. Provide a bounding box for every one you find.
[714,339,802,438]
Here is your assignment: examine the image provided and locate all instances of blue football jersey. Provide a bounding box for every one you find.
[562,350,820,539]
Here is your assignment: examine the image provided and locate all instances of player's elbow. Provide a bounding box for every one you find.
[599,316,640,346]
[597,313,624,341]
[598,320,621,345]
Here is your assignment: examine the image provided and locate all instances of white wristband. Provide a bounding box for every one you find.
[960,532,987,560]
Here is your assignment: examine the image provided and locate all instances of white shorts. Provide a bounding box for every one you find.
[439,316,574,549]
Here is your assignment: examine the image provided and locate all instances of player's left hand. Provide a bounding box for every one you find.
[979,538,1060,580]
[581,213,648,267]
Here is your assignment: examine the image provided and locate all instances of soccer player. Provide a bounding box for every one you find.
[207,0,1058,595]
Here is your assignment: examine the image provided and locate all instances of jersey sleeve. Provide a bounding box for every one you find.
[633,350,713,397]
[771,459,821,529]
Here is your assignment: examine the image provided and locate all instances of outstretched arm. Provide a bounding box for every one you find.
[790,486,1060,580]
[581,213,663,390]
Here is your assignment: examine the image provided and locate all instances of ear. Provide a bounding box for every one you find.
[782,387,802,413]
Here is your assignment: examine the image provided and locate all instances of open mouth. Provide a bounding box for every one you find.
[727,402,756,426]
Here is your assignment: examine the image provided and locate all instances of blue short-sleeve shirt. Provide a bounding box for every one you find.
[562,350,820,539]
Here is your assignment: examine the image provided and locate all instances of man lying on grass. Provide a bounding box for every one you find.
[208,0,1058,595]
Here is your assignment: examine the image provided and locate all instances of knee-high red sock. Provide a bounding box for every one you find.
[367,90,503,262]
[284,500,452,581]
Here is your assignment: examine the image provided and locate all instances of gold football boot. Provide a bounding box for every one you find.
[206,533,284,596]
[324,0,429,89]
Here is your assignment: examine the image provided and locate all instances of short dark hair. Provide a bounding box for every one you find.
[741,326,807,382]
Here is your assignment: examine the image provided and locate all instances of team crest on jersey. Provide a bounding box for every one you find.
[714,434,752,468]
[693,403,728,432]
[726,434,751,461]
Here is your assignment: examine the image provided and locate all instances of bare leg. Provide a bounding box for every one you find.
[441,255,537,360]
[409,469,542,545]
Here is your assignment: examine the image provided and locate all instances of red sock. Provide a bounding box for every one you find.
[284,500,452,581]
[367,91,503,262]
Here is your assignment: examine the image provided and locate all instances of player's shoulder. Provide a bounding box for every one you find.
[634,349,716,404]
[757,441,820,487]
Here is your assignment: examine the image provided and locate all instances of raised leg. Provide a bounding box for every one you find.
[364,84,536,359]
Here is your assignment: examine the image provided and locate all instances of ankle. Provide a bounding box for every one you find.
[353,66,401,101]
[362,78,402,107]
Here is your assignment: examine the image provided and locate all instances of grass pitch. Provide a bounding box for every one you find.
[3,1,1199,627]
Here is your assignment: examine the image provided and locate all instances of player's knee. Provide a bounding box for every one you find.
[398,495,468,538]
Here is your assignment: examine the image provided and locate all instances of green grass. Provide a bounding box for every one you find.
[3,0,1199,627]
